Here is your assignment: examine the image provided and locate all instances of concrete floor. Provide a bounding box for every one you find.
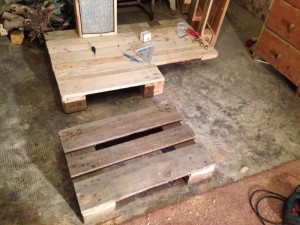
[0,1,299,225]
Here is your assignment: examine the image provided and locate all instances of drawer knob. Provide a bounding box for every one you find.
[287,23,295,33]
[274,53,282,60]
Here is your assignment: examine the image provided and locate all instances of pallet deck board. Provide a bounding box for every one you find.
[59,104,182,153]
[48,26,217,69]
[66,124,195,178]
[74,143,215,218]
[58,65,164,100]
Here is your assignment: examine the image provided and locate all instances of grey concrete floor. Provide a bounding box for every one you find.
[0,1,299,225]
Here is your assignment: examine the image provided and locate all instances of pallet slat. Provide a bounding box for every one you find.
[58,65,164,100]
[66,124,195,178]
[59,104,182,153]
[74,143,215,218]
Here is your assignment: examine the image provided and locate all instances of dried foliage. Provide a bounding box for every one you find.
[6,0,65,42]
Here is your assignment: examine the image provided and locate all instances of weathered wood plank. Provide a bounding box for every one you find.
[56,64,155,82]
[67,125,195,178]
[152,47,218,65]
[59,104,182,153]
[48,27,217,69]
[57,65,164,100]
[74,143,215,218]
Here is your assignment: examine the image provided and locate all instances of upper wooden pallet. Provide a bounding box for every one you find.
[44,21,218,101]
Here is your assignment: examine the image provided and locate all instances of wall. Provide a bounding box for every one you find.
[232,0,272,20]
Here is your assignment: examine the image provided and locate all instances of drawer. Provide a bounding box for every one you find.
[255,28,300,86]
[266,0,300,49]
[284,0,300,10]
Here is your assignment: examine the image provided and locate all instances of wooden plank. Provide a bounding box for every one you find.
[59,104,182,153]
[162,122,204,184]
[74,143,215,218]
[55,63,148,79]
[152,47,218,65]
[67,125,195,178]
[57,65,164,100]
[50,47,133,70]
[118,22,150,35]
[46,37,134,55]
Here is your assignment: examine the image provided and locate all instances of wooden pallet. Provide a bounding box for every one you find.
[45,20,218,113]
[59,104,216,222]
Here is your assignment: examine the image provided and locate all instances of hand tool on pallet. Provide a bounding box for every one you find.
[122,52,141,63]
[135,44,155,64]
[187,28,201,38]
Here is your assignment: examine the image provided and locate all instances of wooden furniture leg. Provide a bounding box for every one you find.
[118,0,155,20]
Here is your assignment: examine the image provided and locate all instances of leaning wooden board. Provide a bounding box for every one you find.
[45,21,218,113]
[59,104,216,222]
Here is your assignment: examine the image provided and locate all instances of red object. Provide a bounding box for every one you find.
[187,29,202,37]
[292,208,298,216]
[245,39,256,48]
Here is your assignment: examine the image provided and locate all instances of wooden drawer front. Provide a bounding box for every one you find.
[284,0,300,10]
[266,0,300,49]
[255,28,300,85]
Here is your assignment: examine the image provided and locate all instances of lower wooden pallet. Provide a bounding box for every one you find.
[59,104,215,222]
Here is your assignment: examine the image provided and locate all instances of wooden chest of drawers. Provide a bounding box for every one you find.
[254,0,300,95]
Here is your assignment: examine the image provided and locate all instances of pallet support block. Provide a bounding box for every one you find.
[184,164,216,184]
[140,81,164,98]
[59,104,216,222]
[10,30,24,45]
[62,96,87,113]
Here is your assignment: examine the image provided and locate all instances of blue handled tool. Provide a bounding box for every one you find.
[123,52,141,63]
